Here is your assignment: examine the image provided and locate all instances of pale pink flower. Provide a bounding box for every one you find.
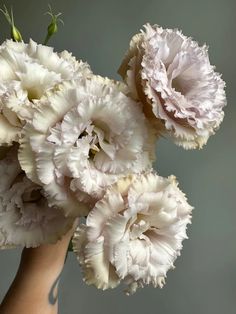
[0,39,91,145]
[19,76,155,217]
[0,146,74,248]
[119,24,226,149]
[73,172,193,294]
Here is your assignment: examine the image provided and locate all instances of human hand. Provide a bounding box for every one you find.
[0,220,78,314]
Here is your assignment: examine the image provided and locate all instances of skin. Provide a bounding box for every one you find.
[0,223,77,314]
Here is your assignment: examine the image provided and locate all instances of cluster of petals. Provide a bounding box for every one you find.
[118,24,226,149]
[0,39,92,145]
[73,172,193,294]
[19,76,155,217]
[0,146,74,248]
[0,24,226,294]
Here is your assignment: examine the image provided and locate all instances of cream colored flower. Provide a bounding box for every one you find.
[0,39,92,145]
[0,146,74,248]
[19,76,155,217]
[72,172,193,294]
[119,24,226,149]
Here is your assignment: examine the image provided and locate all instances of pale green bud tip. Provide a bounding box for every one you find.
[11,26,23,42]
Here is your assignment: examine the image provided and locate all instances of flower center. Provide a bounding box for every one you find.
[27,87,42,101]
[172,77,185,95]
[78,129,101,160]
[22,188,42,204]
[78,120,112,160]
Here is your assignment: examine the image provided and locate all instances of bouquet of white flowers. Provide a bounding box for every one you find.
[0,5,226,295]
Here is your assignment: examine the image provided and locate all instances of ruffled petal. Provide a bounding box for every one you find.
[73,172,193,294]
[20,76,154,216]
[119,24,226,149]
[0,146,74,248]
[0,39,92,145]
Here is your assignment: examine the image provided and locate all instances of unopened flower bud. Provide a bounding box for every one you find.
[43,5,63,45]
[0,5,23,42]
[47,20,58,36]
[11,25,22,42]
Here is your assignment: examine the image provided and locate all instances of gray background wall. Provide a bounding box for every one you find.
[0,0,235,313]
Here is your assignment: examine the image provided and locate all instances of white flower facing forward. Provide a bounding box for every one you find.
[19,76,155,217]
[0,39,92,145]
[72,173,193,294]
[0,146,74,248]
[119,24,226,149]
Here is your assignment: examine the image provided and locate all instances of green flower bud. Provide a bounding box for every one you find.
[0,5,23,42]
[48,21,58,36]
[43,5,63,45]
[11,25,23,42]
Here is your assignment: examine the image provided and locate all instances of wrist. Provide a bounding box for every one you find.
[20,245,67,275]
[20,234,73,276]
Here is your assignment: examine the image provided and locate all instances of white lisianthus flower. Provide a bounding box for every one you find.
[0,146,74,248]
[72,172,193,294]
[118,24,226,149]
[0,39,92,145]
[19,76,155,217]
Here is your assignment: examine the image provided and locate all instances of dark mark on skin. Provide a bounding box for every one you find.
[48,272,61,305]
